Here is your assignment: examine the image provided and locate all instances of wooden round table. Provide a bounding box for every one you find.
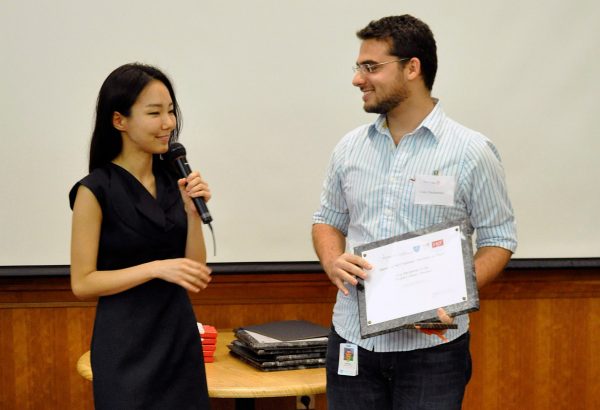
[77,330,326,408]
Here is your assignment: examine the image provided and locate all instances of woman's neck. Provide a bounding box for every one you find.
[112,151,154,181]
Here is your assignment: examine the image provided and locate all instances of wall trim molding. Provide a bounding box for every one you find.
[1,258,600,277]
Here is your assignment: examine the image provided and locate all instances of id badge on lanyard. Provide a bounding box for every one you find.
[338,343,358,376]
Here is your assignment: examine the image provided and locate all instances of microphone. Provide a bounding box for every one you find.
[165,142,213,224]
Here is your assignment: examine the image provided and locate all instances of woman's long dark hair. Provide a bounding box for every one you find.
[88,63,182,172]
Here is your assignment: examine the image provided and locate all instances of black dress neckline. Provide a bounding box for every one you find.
[107,161,180,232]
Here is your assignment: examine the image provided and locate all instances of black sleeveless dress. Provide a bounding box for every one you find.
[69,161,210,410]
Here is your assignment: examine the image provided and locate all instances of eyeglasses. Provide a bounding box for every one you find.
[352,58,410,74]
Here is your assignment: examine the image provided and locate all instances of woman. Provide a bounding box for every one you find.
[69,63,212,409]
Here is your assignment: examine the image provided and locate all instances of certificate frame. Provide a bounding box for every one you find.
[353,219,479,339]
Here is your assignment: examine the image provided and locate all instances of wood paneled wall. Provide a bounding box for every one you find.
[1,268,598,410]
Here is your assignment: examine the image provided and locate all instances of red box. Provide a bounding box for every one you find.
[200,325,218,337]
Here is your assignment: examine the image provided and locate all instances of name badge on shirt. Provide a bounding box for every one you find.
[414,174,455,206]
[338,343,358,376]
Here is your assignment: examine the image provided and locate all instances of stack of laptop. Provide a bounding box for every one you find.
[228,320,329,371]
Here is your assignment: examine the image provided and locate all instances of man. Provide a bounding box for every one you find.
[312,15,516,410]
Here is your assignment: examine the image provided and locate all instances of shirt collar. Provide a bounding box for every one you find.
[371,98,446,142]
[419,98,445,141]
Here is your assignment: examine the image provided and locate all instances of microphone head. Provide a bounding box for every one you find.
[164,142,186,161]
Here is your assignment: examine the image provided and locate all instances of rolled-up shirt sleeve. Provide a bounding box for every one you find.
[313,147,350,236]
[464,138,517,253]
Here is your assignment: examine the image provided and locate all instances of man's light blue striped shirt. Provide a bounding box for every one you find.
[313,101,517,352]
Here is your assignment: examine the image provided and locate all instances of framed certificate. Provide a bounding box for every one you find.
[353,219,479,338]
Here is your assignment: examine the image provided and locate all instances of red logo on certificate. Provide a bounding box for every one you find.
[432,239,444,248]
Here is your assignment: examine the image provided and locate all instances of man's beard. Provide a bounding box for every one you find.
[364,94,405,114]
[363,82,409,114]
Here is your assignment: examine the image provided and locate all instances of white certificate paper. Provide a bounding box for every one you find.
[360,226,467,325]
[355,220,479,338]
